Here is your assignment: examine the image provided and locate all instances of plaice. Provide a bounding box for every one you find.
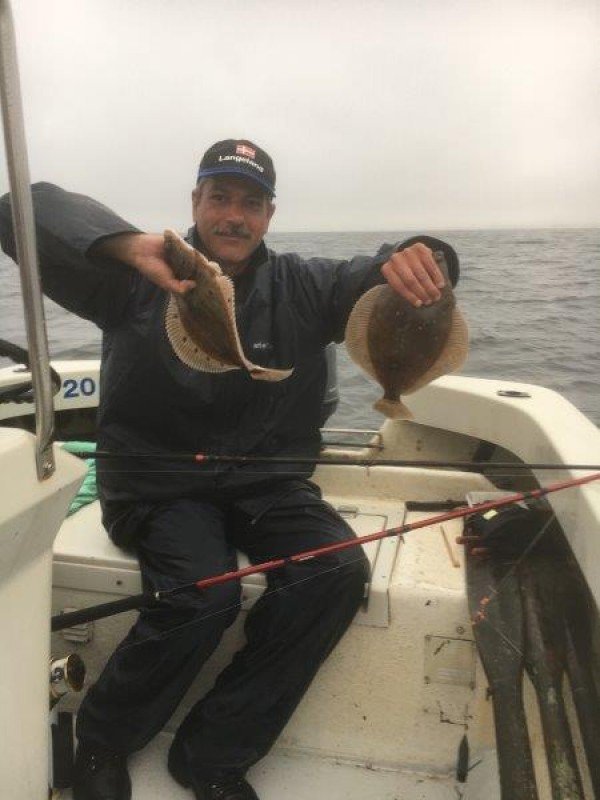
[344,252,468,418]
[163,229,293,381]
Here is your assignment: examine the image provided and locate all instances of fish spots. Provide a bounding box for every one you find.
[162,229,294,381]
[344,252,468,419]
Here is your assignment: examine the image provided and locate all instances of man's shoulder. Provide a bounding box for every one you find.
[263,248,314,280]
[265,247,305,267]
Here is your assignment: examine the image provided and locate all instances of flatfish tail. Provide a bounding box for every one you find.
[373,396,414,419]
[163,230,293,382]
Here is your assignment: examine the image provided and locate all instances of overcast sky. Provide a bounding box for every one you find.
[1,0,598,232]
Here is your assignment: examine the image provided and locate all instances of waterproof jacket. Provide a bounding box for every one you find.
[0,182,459,544]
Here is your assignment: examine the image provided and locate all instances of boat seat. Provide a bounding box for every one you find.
[52,498,405,627]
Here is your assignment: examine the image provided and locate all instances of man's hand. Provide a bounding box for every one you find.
[91,233,195,295]
[381,242,445,307]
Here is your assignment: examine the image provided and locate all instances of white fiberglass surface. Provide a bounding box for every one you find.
[56,733,459,800]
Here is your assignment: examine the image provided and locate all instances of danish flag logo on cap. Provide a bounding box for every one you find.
[236,143,256,159]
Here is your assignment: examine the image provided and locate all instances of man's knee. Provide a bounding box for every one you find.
[334,549,370,599]
[303,547,370,603]
[184,579,242,625]
[140,579,242,635]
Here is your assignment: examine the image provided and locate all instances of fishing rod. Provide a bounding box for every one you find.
[51,470,600,633]
[69,448,600,472]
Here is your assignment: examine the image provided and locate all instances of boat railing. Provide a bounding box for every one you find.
[0,0,55,479]
[321,427,383,451]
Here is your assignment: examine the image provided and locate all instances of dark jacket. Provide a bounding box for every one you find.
[0,182,458,544]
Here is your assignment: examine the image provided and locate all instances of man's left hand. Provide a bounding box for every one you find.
[381,242,445,307]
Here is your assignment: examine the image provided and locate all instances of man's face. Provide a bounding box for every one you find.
[192,176,275,274]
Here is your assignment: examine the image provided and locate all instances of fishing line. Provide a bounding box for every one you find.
[115,551,374,656]
[64,477,598,637]
[484,512,557,604]
[480,619,524,658]
[470,511,558,656]
[82,505,554,659]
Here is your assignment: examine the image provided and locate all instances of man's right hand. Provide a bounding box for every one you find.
[91,232,195,295]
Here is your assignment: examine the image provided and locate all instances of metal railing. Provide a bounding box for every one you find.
[0,0,54,479]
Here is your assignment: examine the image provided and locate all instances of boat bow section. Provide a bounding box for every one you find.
[395,375,600,609]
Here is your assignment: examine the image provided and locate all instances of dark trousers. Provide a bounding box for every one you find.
[76,479,369,780]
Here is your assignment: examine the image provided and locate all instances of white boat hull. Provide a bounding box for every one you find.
[0,429,85,800]
[2,360,600,798]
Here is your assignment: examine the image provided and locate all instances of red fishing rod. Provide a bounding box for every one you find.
[50,470,600,633]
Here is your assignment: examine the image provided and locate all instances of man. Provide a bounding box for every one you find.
[0,139,457,800]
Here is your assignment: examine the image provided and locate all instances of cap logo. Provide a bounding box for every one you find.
[236,143,256,159]
[197,139,275,195]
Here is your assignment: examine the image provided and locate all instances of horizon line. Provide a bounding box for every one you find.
[267,224,600,234]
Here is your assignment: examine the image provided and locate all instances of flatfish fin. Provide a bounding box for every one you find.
[246,364,294,382]
[165,295,239,373]
[346,286,415,418]
[344,285,381,381]
[163,230,293,382]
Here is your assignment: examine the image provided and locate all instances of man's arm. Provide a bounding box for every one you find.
[381,234,461,301]
[91,233,194,296]
[291,235,460,345]
[0,183,143,328]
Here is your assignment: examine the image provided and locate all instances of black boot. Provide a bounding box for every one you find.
[191,774,260,800]
[72,742,131,800]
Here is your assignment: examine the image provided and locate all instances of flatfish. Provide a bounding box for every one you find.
[345,252,468,418]
[163,229,292,381]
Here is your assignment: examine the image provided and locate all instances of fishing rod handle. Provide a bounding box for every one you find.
[51,593,151,632]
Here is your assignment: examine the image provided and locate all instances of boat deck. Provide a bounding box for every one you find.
[50,462,498,799]
[3,356,600,799]
[55,732,460,800]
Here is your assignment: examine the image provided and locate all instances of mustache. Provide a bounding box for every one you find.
[212,225,251,240]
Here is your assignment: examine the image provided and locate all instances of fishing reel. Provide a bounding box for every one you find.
[49,653,86,794]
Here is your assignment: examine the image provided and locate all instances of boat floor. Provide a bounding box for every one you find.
[55,733,458,800]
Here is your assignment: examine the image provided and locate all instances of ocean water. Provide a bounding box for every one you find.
[1,228,599,428]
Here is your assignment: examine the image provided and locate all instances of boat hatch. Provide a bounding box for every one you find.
[52,499,405,628]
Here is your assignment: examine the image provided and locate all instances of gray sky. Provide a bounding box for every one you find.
[2,0,599,231]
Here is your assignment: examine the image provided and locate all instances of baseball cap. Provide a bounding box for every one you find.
[196,139,276,196]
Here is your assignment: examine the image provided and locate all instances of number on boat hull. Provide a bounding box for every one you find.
[63,378,96,399]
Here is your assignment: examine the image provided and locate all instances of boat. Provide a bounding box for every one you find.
[3,359,600,800]
[2,3,600,798]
